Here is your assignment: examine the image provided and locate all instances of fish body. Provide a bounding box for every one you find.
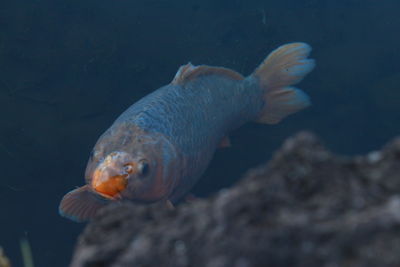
[114,70,263,201]
[60,43,315,222]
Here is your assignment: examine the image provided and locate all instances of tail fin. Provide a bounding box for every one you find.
[252,42,315,124]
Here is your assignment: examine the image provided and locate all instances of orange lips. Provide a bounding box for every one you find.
[93,175,128,198]
[90,152,137,199]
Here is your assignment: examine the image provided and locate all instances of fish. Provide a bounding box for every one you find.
[59,42,315,222]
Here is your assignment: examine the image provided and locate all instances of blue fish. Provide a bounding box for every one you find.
[59,42,315,222]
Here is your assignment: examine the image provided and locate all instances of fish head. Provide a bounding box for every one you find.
[85,129,179,202]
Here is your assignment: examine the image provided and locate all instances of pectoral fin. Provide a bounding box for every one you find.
[165,200,175,210]
[59,185,109,222]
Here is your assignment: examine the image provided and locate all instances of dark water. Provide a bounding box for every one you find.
[0,0,399,266]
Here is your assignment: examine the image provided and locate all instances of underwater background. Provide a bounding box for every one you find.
[0,0,399,266]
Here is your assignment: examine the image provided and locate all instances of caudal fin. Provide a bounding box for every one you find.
[252,42,315,124]
[59,185,109,222]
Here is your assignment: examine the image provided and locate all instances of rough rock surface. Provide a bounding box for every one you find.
[70,132,400,267]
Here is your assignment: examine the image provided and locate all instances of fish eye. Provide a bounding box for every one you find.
[138,160,149,176]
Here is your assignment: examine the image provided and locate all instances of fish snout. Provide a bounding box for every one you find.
[91,166,129,199]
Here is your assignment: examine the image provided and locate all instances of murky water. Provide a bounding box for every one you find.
[0,0,399,265]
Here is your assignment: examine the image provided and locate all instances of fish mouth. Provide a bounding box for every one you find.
[90,151,134,199]
[91,174,128,199]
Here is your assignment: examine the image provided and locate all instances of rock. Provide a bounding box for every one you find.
[70,132,400,267]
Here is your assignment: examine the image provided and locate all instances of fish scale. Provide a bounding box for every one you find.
[107,75,261,201]
[59,42,315,222]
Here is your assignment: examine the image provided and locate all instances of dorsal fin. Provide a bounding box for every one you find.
[171,63,244,85]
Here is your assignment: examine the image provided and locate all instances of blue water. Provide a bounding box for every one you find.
[0,0,399,266]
